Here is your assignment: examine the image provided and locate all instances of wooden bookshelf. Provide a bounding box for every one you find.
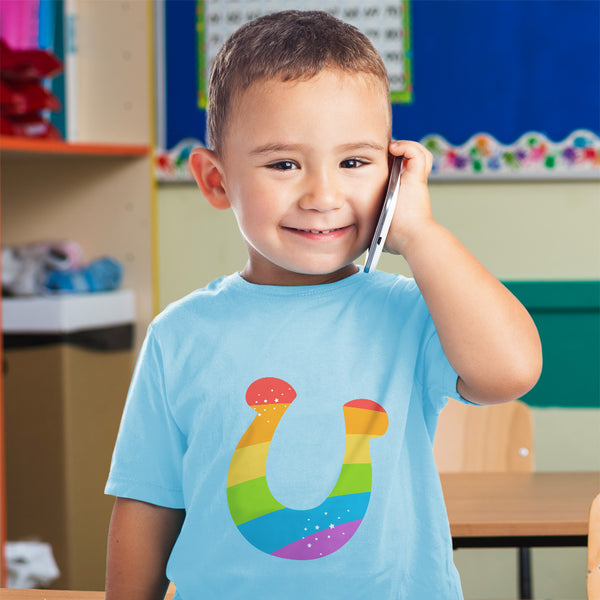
[0,0,156,590]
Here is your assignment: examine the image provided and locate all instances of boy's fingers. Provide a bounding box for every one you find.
[389,140,433,178]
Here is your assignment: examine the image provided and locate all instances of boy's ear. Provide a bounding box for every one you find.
[189,148,230,210]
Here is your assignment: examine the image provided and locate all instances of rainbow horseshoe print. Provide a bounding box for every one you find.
[226,377,388,560]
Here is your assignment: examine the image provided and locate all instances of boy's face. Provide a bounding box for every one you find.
[217,69,391,286]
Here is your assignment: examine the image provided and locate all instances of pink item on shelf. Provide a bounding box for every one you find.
[0,0,40,50]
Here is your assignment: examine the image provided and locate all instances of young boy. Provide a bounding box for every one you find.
[105,11,542,600]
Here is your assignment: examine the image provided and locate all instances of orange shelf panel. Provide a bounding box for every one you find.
[0,136,149,157]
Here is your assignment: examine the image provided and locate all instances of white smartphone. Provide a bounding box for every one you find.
[364,156,404,273]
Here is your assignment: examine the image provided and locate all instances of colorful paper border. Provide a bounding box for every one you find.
[424,129,600,180]
[156,129,600,182]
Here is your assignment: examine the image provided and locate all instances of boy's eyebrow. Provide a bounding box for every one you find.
[249,143,304,156]
[249,141,387,155]
[336,141,387,153]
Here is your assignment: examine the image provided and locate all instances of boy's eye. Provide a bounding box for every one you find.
[340,158,366,169]
[268,160,297,171]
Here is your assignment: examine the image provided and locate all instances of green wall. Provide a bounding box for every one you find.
[506,281,600,408]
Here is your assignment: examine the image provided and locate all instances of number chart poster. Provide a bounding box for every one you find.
[197,1,412,107]
[156,0,600,180]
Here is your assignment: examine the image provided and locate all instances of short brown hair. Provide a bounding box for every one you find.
[207,10,390,156]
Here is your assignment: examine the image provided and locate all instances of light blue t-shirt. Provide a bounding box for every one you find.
[106,269,465,599]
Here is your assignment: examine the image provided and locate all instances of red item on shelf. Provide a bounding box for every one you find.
[0,40,62,81]
[0,79,61,115]
[0,80,26,113]
[1,113,62,139]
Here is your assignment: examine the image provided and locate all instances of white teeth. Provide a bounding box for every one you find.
[290,227,341,234]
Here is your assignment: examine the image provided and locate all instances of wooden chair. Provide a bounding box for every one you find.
[434,398,533,473]
[589,493,600,600]
[434,398,534,599]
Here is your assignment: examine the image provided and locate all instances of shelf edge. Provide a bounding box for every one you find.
[0,136,150,157]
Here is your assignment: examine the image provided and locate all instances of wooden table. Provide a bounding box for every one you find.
[441,471,599,548]
[442,471,599,600]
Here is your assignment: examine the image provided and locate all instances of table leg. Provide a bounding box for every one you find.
[518,547,532,599]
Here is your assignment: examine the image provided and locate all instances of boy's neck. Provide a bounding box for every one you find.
[239,262,360,286]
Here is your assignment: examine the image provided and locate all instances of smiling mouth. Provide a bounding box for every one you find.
[285,226,350,234]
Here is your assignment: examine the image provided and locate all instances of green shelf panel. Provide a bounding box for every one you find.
[504,281,600,409]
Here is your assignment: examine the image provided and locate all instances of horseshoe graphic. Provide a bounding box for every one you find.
[227,377,388,560]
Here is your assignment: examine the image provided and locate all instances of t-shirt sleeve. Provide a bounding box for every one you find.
[417,317,475,415]
[105,324,186,508]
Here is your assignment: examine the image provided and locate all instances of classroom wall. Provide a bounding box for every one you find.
[156,178,599,599]
[157,179,600,305]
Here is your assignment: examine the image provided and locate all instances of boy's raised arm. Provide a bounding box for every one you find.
[386,141,543,405]
[106,497,185,600]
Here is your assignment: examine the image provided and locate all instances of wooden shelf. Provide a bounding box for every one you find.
[1,1,155,588]
[0,136,149,158]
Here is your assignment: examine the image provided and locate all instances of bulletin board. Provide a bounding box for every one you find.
[155,0,600,180]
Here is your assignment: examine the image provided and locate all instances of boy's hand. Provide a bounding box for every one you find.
[382,142,542,406]
[383,140,435,257]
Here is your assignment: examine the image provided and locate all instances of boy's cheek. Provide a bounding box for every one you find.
[361,206,383,250]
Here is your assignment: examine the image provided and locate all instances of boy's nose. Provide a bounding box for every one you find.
[298,169,343,212]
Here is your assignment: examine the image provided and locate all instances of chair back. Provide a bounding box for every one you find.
[589,493,600,600]
[433,399,534,473]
